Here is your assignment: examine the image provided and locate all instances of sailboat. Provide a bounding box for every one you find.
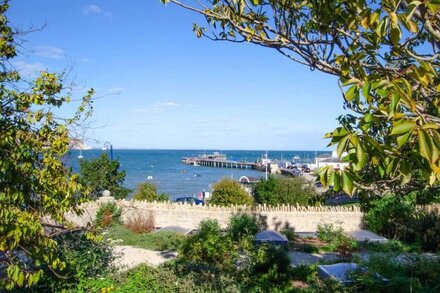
[78,149,83,159]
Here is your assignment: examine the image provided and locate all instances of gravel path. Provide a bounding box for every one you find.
[112,245,177,270]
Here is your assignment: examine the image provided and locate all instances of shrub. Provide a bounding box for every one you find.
[245,245,292,291]
[253,176,317,206]
[125,212,155,234]
[80,263,242,292]
[317,224,358,255]
[105,224,185,251]
[180,219,237,272]
[79,153,130,199]
[253,176,279,206]
[228,213,263,244]
[362,194,417,240]
[33,231,114,291]
[281,227,296,241]
[363,194,440,252]
[352,254,440,292]
[96,202,122,227]
[210,178,253,207]
[300,243,320,253]
[316,223,344,243]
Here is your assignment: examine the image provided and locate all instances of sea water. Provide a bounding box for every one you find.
[66,149,325,197]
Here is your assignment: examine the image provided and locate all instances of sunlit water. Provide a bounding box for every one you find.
[66,149,326,197]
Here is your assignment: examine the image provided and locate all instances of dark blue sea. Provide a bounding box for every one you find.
[66,149,326,197]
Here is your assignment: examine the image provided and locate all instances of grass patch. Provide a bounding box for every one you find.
[361,240,421,254]
[104,224,186,251]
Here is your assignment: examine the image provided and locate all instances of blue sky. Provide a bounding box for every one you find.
[8,0,344,150]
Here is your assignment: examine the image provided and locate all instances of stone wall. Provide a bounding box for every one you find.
[65,201,364,232]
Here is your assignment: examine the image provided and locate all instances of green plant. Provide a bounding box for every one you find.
[105,224,185,251]
[253,176,317,206]
[245,245,292,291]
[281,227,296,241]
[96,202,122,227]
[362,240,419,254]
[0,2,94,288]
[316,223,344,243]
[300,243,320,254]
[180,219,237,272]
[79,263,242,292]
[228,213,262,244]
[209,178,253,207]
[133,182,169,202]
[79,153,130,200]
[351,254,440,293]
[32,232,114,291]
[363,194,440,252]
[317,223,358,255]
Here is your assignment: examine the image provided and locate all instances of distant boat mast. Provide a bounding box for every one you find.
[265,150,268,181]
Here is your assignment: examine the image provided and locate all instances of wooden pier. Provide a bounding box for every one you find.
[182,157,256,169]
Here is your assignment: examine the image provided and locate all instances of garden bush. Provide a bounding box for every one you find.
[253,176,317,206]
[227,213,263,244]
[32,231,114,291]
[209,178,253,206]
[180,219,237,272]
[363,194,440,252]
[317,224,358,255]
[281,227,296,241]
[79,153,130,200]
[105,224,185,251]
[133,182,169,202]
[244,245,292,291]
[95,202,122,227]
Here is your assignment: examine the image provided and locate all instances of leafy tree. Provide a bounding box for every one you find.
[162,0,440,196]
[79,153,130,200]
[210,178,253,206]
[133,182,169,201]
[180,219,238,272]
[253,176,317,206]
[227,213,263,243]
[252,176,279,206]
[0,1,94,289]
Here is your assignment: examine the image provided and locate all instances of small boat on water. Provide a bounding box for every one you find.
[194,174,201,178]
[147,175,153,180]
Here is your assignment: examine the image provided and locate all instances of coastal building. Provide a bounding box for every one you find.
[310,150,349,170]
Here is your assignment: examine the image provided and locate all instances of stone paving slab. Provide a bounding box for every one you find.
[346,230,388,243]
[155,226,193,235]
[289,251,341,267]
[317,263,358,284]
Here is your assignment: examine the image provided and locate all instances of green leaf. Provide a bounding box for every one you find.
[345,85,357,101]
[341,171,354,195]
[362,81,371,100]
[390,93,400,115]
[337,135,349,158]
[251,0,260,5]
[390,120,415,135]
[390,25,401,46]
[396,131,412,147]
[400,160,412,184]
[418,129,434,163]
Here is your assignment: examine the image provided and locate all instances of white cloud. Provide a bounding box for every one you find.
[160,102,178,107]
[34,46,64,59]
[108,87,124,94]
[83,4,102,14]
[12,61,45,77]
[132,101,180,114]
[83,4,111,16]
